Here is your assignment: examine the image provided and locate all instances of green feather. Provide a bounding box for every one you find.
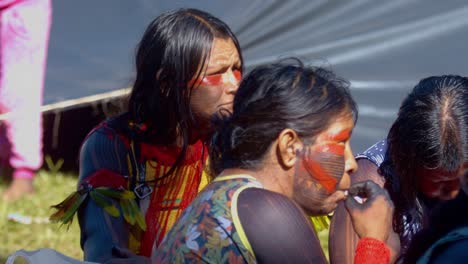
[94,187,124,199]
[128,198,146,231]
[120,190,136,200]
[94,187,135,200]
[50,192,88,226]
[89,190,120,217]
[120,199,136,225]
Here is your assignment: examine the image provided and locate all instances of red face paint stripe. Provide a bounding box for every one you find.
[326,130,351,141]
[201,74,223,86]
[313,144,345,156]
[233,70,242,81]
[189,70,242,88]
[302,158,339,193]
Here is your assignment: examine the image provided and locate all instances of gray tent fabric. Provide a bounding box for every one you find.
[46,0,468,151]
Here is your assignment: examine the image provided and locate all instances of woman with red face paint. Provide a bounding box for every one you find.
[153,59,395,263]
[403,166,468,263]
[50,9,244,263]
[330,75,468,263]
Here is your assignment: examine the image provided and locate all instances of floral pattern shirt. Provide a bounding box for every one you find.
[152,175,262,263]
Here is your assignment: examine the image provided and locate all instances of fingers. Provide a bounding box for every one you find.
[348,180,382,197]
[344,192,362,211]
[320,190,347,214]
[345,181,390,211]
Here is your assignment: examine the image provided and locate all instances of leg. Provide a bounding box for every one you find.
[0,0,52,200]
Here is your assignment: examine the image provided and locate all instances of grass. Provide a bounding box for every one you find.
[0,170,331,263]
[0,170,82,263]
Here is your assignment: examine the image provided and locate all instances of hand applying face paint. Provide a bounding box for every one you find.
[345,181,394,242]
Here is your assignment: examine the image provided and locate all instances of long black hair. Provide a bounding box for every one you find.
[379,75,468,252]
[209,59,357,175]
[128,8,243,174]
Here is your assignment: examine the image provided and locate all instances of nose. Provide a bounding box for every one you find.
[338,173,351,190]
[344,143,358,175]
[223,69,240,94]
[337,143,357,190]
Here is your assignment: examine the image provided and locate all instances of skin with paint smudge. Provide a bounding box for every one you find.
[293,113,357,215]
[417,162,468,200]
[190,37,242,126]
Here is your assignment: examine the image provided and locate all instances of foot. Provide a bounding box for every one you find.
[2,178,35,201]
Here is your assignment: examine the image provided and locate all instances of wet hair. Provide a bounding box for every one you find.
[128,8,243,174]
[380,75,468,249]
[209,59,357,175]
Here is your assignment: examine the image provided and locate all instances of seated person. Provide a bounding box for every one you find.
[329,75,468,263]
[50,8,243,262]
[152,60,394,263]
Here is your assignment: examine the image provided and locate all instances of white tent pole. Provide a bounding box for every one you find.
[0,88,131,121]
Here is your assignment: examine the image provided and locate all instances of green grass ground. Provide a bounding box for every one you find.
[0,171,82,262]
[0,171,330,263]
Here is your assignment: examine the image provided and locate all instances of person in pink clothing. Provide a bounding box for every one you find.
[0,0,52,200]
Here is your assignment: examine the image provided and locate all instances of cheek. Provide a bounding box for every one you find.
[190,86,225,112]
[300,145,345,194]
[292,174,329,212]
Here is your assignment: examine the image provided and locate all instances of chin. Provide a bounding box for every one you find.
[216,103,233,114]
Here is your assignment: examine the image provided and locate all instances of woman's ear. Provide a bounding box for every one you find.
[277,128,303,169]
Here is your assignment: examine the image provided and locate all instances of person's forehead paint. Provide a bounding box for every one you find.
[418,165,465,199]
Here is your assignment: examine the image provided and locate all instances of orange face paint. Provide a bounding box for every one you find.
[190,70,242,87]
[232,69,242,81]
[326,129,350,141]
[301,143,345,194]
[313,144,345,156]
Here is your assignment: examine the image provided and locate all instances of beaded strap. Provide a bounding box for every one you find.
[354,237,390,264]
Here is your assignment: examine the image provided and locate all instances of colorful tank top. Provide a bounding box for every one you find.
[152,175,262,263]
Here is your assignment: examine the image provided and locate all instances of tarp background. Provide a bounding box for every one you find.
[43,0,468,169]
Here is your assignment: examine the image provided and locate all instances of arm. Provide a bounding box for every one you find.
[354,237,390,264]
[345,181,394,264]
[237,188,327,264]
[77,126,131,262]
[329,159,400,264]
